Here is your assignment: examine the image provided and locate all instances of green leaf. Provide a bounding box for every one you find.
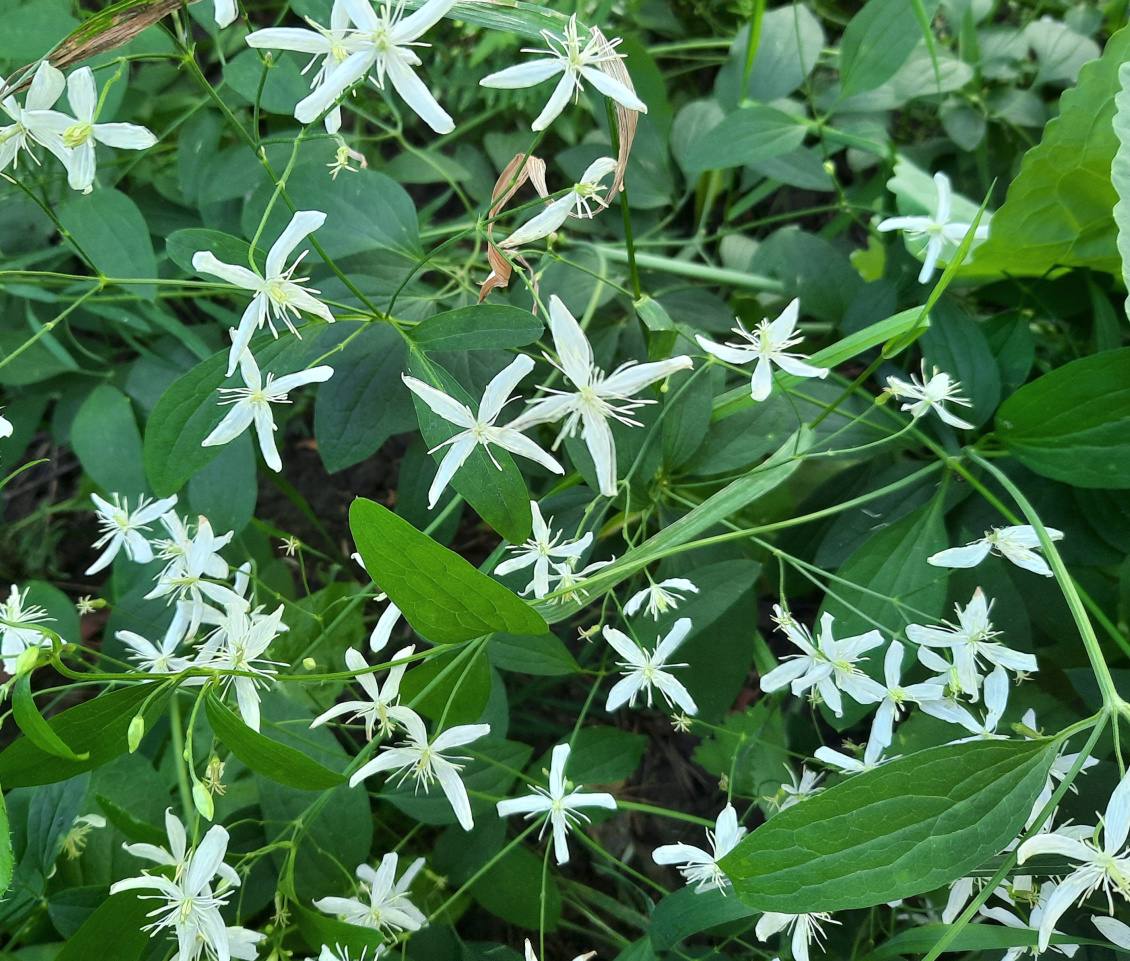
[996,347,1130,488]
[406,353,532,542]
[650,886,757,949]
[469,841,561,930]
[410,305,544,351]
[187,432,257,535]
[350,498,547,643]
[398,644,493,725]
[682,105,807,173]
[864,923,1106,960]
[564,727,648,784]
[225,49,311,114]
[204,692,345,790]
[166,228,260,276]
[0,683,170,789]
[1113,61,1130,319]
[314,322,415,473]
[51,892,153,961]
[94,794,166,846]
[693,701,788,798]
[0,781,11,899]
[69,384,148,495]
[143,336,309,496]
[967,24,1130,277]
[487,631,580,676]
[720,738,1059,913]
[12,675,89,761]
[57,189,157,300]
[838,0,942,100]
[920,301,1000,428]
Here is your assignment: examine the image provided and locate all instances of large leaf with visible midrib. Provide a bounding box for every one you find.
[350,497,547,643]
[720,738,1059,913]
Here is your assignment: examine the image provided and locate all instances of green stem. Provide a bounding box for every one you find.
[169,692,195,819]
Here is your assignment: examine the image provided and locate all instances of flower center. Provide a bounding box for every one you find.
[63,122,93,148]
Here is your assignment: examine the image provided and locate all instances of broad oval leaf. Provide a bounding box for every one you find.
[996,347,1130,489]
[52,892,154,961]
[719,738,1059,913]
[349,497,548,643]
[409,305,544,351]
[682,105,807,173]
[204,692,345,791]
[294,901,388,956]
[650,885,757,950]
[70,384,148,496]
[12,675,89,761]
[837,0,941,101]
[57,189,157,300]
[166,228,260,276]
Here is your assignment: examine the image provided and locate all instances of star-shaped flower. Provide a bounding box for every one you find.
[886,362,974,430]
[295,0,458,133]
[313,853,426,936]
[0,585,54,673]
[928,525,1064,578]
[202,350,334,473]
[624,577,698,619]
[500,157,616,249]
[350,706,490,830]
[479,15,646,130]
[0,61,69,174]
[494,501,593,599]
[402,354,563,509]
[814,736,889,775]
[496,742,616,864]
[876,171,989,283]
[508,295,693,497]
[695,299,828,402]
[603,617,697,715]
[192,210,335,376]
[867,639,948,747]
[653,802,747,894]
[755,911,839,961]
[311,645,414,740]
[86,492,179,575]
[116,615,192,674]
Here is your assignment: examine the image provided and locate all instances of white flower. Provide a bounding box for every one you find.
[876,172,990,283]
[122,809,241,890]
[494,501,593,599]
[311,645,413,740]
[196,604,289,732]
[479,15,646,131]
[775,765,824,811]
[653,802,746,894]
[758,608,885,718]
[1021,709,1098,816]
[86,492,179,575]
[1093,915,1130,950]
[886,363,974,430]
[814,736,889,775]
[295,0,458,134]
[202,350,334,472]
[508,295,693,497]
[980,883,1080,961]
[35,67,156,193]
[928,526,1064,578]
[867,640,948,747]
[695,299,828,403]
[624,577,698,619]
[930,664,1010,742]
[350,706,490,830]
[246,0,363,133]
[1018,770,1130,951]
[0,409,11,439]
[755,912,838,961]
[402,355,563,509]
[61,812,106,859]
[0,61,69,174]
[117,615,192,674]
[544,555,614,605]
[603,617,697,715]
[500,157,616,248]
[192,210,335,376]
[0,585,54,673]
[496,742,617,864]
[111,822,241,961]
[214,0,239,28]
[907,589,1037,698]
[313,853,426,936]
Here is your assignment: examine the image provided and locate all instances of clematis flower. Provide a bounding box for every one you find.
[603,617,697,715]
[928,525,1064,578]
[500,157,616,248]
[775,764,824,810]
[295,0,458,133]
[311,645,414,740]
[403,355,564,508]
[350,706,490,830]
[202,350,334,473]
[624,577,698,619]
[508,295,693,497]
[1021,709,1098,816]
[907,588,1037,699]
[980,883,1080,961]
[1017,768,1130,951]
[494,501,593,599]
[926,664,1010,742]
[116,615,192,674]
[122,808,241,890]
[86,492,179,575]
[0,61,69,173]
[35,66,156,193]
[479,14,646,131]
[496,742,617,864]
[695,299,828,403]
[886,363,974,430]
[876,171,989,283]
[544,555,614,605]
[814,736,889,775]
[867,640,948,747]
[758,607,885,718]
[653,802,746,894]
[0,585,54,673]
[245,0,363,133]
[755,912,839,961]
[192,210,335,376]
[313,853,426,935]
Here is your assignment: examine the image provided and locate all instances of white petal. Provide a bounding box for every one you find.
[927,542,992,569]
[480,59,565,89]
[435,759,475,830]
[202,403,255,448]
[581,407,617,497]
[403,375,474,428]
[269,364,335,393]
[479,354,533,423]
[192,251,261,290]
[245,27,332,54]
[579,66,647,112]
[67,68,97,121]
[547,295,593,387]
[428,433,477,508]
[214,0,238,26]
[532,71,576,131]
[601,356,693,396]
[500,194,575,248]
[384,54,454,134]
[266,210,326,278]
[92,122,157,150]
[393,0,458,41]
[253,404,282,472]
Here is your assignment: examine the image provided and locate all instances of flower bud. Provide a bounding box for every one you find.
[302,657,317,670]
[192,781,215,821]
[14,645,39,676]
[127,714,145,753]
